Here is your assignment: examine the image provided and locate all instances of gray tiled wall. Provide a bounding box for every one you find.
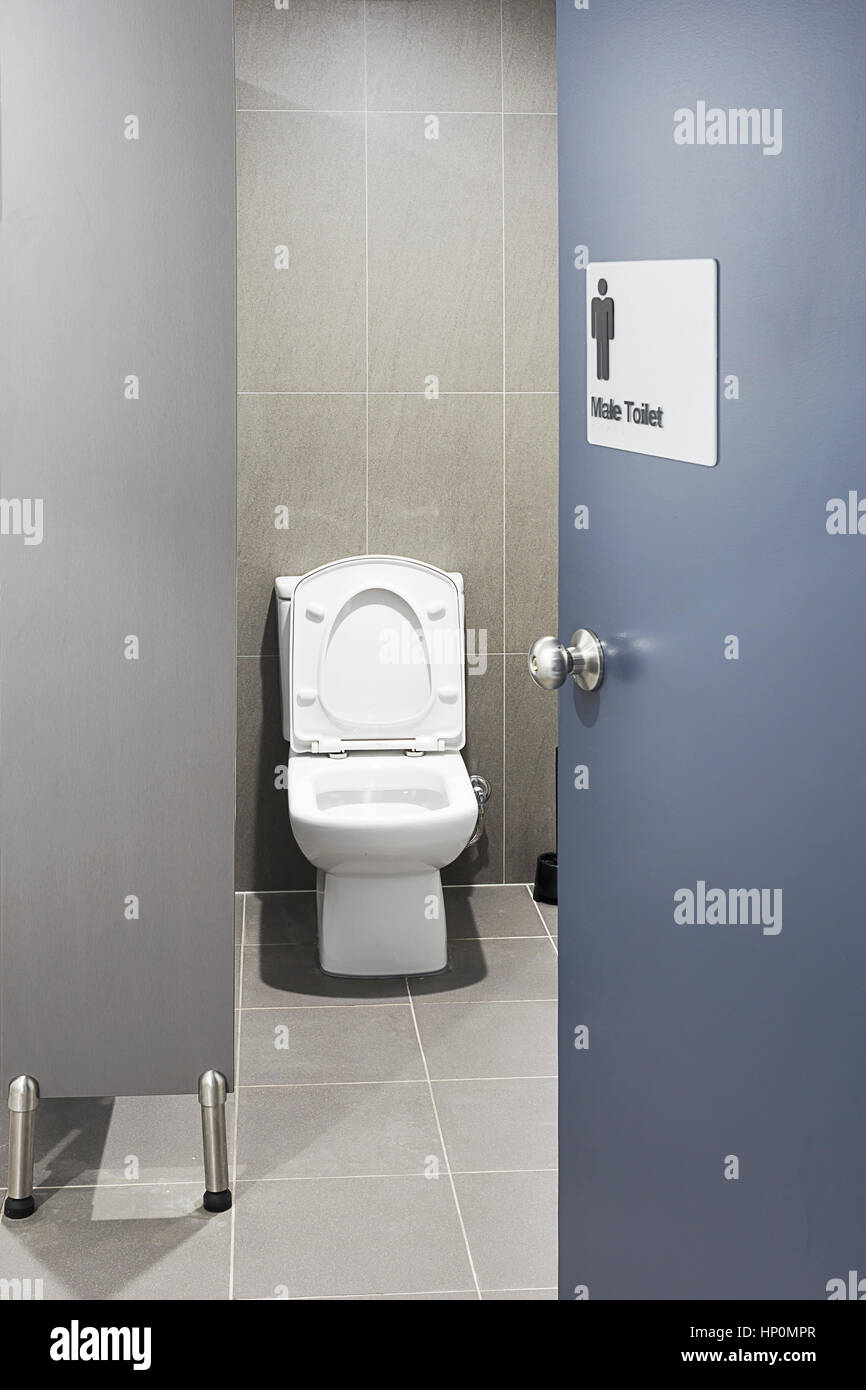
[235,0,558,890]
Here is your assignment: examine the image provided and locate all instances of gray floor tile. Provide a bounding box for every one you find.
[535,899,557,933]
[242,943,408,1007]
[0,1184,230,1300]
[413,1000,556,1079]
[410,937,557,1002]
[444,884,546,939]
[0,1095,234,1190]
[243,892,318,946]
[432,1077,556,1173]
[453,1170,557,1291]
[232,1175,476,1299]
[238,1004,423,1086]
[236,1082,442,1180]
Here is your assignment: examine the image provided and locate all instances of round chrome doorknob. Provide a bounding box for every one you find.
[528,629,604,692]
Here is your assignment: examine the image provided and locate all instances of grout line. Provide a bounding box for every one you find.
[446,934,547,941]
[238,1075,556,1089]
[280,1284,558,1295]
[482,1286,558,1295]
[499,0,508,888]
[239,1001,412,1011]
[363,1,370,552]
[242,934,547,945]
[236,389,558,396]
[236,108,558,117]
[405,981,482,1301]
[228,891,247,1300]
[282,1290,478,1301]
[283,1290,478,1300]
[240,998,557,1011]
[280,1285,556,1301]
[238,882,547,893]
[240,997,555,1012]
[232,1167,556,1185]
[32,1181,204,1191]
[525,884,558,956]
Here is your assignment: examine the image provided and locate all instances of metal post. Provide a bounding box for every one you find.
[4,1075,39,1219]
[198,1069,231,1213]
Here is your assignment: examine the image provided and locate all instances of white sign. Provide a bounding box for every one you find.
[586,258,718,467]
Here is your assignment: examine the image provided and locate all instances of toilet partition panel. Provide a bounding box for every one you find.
[0,0,236,1097]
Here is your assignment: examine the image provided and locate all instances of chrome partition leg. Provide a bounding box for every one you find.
[198,1070,231,1213]
[4,1075,39,1219]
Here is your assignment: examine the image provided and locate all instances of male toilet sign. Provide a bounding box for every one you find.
[586,259,718,467]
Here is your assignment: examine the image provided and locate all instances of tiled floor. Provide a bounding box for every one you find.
[0,886,557,1300]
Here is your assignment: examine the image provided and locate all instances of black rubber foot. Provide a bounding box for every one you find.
[4,1194,36,1220]
[203,1188,232,1213]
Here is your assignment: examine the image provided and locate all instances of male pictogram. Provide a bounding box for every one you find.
[591,278,614,381]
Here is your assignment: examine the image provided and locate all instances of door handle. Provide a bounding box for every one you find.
[528,630,605,692]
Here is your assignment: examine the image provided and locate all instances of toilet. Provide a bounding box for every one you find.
[275,556,479,977]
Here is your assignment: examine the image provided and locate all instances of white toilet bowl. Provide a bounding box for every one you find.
[288,749,477,975]
[276,556,480,976]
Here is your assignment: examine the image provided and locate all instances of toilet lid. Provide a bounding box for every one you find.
[289,556,466,753]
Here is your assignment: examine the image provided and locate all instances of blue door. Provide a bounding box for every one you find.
[555,0,866,1298]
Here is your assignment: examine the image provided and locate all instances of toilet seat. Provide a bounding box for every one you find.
[277,556,466,754]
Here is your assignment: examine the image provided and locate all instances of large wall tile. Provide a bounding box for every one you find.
[505,392,558,654]
[236,657,315,891]
[504,654,556,883]
[502,0,557,113]
[237,394,366,654]
[237,111,365,390]
[365,0,502,112]
[235,0,365,111]
[367,114,502,391]
[368,393,504,651]
[504,114,558,390]
[444,656,504,885]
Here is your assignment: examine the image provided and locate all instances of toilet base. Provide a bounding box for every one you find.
[317,868,447,977]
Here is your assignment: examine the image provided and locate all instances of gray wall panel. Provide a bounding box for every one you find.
[0,0,236,1096]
